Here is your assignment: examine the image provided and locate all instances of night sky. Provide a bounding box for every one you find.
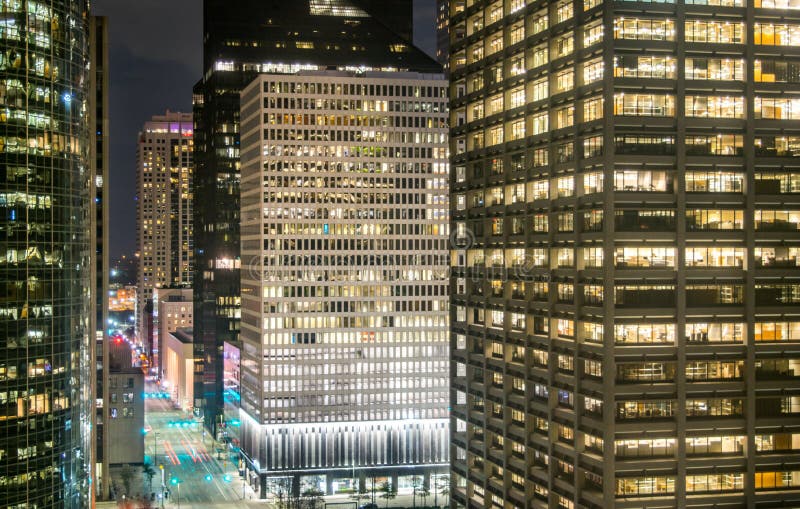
[91,0,438,259]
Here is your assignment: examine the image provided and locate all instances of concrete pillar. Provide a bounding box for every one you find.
[391,472,399,492]
[325,474,334,495]
[259,474,267,500]
[358,471,367,493]
[292,474,301,497]
[423,471,431,490]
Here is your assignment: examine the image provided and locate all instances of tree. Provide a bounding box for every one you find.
[419,485,431,508]
[141,462,156,493]
[378,481,396,509]
[350,485,369,507]
[411,476,422,509]
[119,464,135,497]
[435,476,450,508]
[302,487,324,509]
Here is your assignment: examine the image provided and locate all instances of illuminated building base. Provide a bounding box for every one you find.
[238,411,449,497]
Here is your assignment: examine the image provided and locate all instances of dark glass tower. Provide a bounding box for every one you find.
[0,1,94,507]
[193,0,440,435]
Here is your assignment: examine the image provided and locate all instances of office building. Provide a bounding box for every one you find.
[135,111,193,345]
[0,1,95,506]
[436,0,450,70]
[194,0,440,435]
[106,339,145,468]
[90,14,111,501]
[449,0,800,507]
[154,287,193,382]
[239,70,449,497]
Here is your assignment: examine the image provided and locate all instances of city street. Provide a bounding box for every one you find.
[144,382,259,508]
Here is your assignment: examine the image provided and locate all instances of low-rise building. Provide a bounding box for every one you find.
[163,328,194,412]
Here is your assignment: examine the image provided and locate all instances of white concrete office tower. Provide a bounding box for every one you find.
[135,112,194,337]
[239,71,449,495]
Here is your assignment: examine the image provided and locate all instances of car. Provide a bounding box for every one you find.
[359,504,378,509]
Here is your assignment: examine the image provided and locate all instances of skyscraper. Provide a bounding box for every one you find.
[194,0,440,435]
[135,111,193,349]
[436,0,450,70]
[0,1,95,506]
[238,70,449,497]
[449,0,800,507]
[89,14,111,502]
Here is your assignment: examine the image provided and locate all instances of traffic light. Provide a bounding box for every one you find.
[170,477,179,486]
[223,474,232,483]
[204,474,213,482]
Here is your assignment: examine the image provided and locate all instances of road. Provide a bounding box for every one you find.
[145,382,260,508]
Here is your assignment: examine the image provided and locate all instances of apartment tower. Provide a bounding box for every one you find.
[135,111,193,347]
[239,71,449,496]
[449,0,800,507]
[194,0,440,435]
[0,1,96,506]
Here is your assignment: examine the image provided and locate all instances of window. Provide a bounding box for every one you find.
[530,10,548,35]
[509,87,525,109]
[615,247,675,268]
[685,247,744,268]
[555,0,573,24]
[755,210,800,231]
[508,23,524,46]
[616,476,675,497]
[688,95,746,119]
[686,436,745,455]
[686,322,744,343]
[583,96,603,122]
[685,20,744,43]
[617,400,675,419]
[755,23,800,46]
[616,438,676,458]
[583,58,604,84]
[755,59,800,83]
[686,58,744,80]
[757,0,800,7]
[613,170,670,192]
[686,135,743,156]
[687,398,743,417]
[614,18,676,41]
[554,104,574,129]
[614,93,675,116]
[583,135,603,158]
[584,20,604,46]
[686,474,744,492]
[615,55,676,79]
[686,209,743,230]
[686,171,743,192]
[615,323,675,344]
[554,69,574,93]
[531,43,548,68]
[755,247,800,267]
[552,33,574,59]
[531,112,549,135]
[755,97,800,120]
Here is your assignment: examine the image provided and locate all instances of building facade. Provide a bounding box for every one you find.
[90,14,112,501]
[194,0,441,435]
[163,328,195,413]
[136,111,193,342]
[106,340,145,468]
[0,1,95,506]
[437,0,450,70]
[449,0,800,507]
[154,287,193,382]
[238,71,450,496]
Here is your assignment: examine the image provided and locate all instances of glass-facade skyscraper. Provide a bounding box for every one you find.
[194,0,440,435]
[449,0,800,507]
[0,1,94,507]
